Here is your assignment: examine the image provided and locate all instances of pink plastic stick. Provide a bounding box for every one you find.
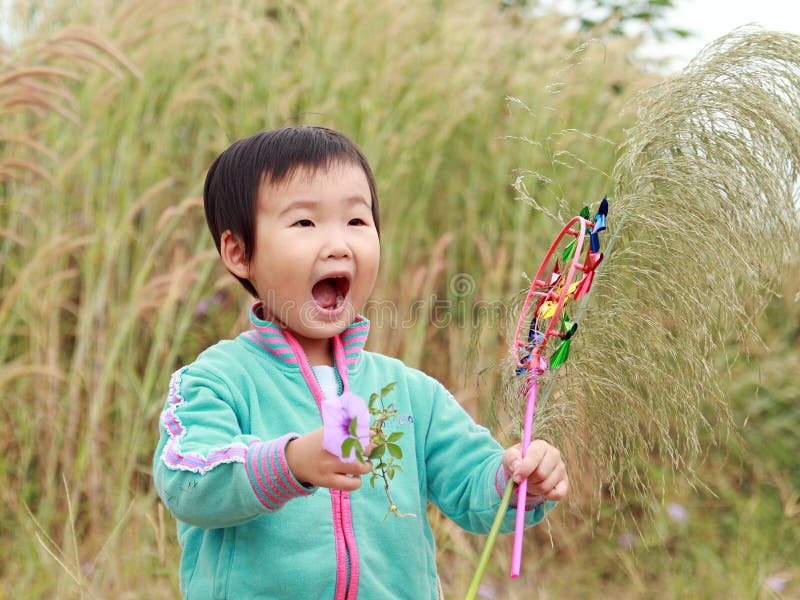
[511,376,538,577]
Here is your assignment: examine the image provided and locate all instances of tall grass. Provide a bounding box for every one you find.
[2,1,797,598]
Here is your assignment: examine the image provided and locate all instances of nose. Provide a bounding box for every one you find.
[323,227,351,259]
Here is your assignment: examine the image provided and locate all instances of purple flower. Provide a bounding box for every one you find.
[195,299,211,316]
[765,575,786,592]
[194,291,227,316]
[618,531,636,549]
[321,391,370,462]
[667,502,688,523]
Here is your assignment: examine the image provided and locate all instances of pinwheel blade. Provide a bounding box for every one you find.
[562,239,577,263]
[550,338,571,370]
[537,300,557,320]
[597,195,608,216]
[561,314,578,340]
[573,271,594,300]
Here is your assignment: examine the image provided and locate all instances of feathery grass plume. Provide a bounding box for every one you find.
[508,28,800,513]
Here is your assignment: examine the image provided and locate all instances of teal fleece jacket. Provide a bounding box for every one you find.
[153,304,554,599]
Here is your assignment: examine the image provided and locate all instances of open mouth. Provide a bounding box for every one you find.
[311,276,351,312]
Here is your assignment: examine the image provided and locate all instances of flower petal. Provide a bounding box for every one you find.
[321,391,370,462]
[339,392,370,440]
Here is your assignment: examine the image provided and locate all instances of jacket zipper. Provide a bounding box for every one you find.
[283,333,359,600]
[331,337,360,600]
[332,367,354,598]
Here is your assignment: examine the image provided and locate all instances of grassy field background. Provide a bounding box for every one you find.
[1,1,798,598]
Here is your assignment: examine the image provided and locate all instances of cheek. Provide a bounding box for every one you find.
[251,245,300,297]
[364,240,381,279]
[367,233,381,263]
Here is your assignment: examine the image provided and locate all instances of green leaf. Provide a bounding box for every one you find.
[387,443,403,459]
[580,205,590,219]
[369,393,379,409]
[341,438,355,459]
[388,469,395,480]
[370,474,377,487]
[348,416,358,437]
[380,381,397,397]
[387,431,403,442]
[368,444,386,459]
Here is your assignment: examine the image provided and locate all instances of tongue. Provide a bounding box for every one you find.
[312,279,338,309]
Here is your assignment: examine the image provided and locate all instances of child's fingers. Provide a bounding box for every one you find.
[321,453,372,475]
[528,461,566,495]
[543,476,569,501]
[335,457,374,489]
[502,439,569,503]
[347,458,374,476]
[527,447,561,483]
[536,475,569,502]
[512,440,558,482]
[502,443,523,476]
[316,457,370,491]
[328,472,365,492]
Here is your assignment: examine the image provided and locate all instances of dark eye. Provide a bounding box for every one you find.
[294,219,314,227]
[348,218,367,226]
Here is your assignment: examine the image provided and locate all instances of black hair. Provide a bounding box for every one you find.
[203,126,380,298]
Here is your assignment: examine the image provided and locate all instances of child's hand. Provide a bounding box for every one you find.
[285,428,372,492]
[502,439,569,502]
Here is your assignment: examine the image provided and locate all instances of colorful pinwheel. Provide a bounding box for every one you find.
[466,197,608,598]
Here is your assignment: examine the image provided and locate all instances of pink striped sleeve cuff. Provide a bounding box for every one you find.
[495,465,545,511]
[246,434,316,510]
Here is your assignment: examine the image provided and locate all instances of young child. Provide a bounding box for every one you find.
[153,126,568,599]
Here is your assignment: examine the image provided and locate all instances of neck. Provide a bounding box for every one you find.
[293,334,334,366]
[246,302,369,372]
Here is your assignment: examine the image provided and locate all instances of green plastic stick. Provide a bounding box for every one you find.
[464,479,516,600]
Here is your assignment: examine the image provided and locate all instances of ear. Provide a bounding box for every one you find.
[219,230,251,280]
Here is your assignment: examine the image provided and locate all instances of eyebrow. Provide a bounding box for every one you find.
[278,195,371,216]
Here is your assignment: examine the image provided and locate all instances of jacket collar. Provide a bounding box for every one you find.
[241,302,370,369]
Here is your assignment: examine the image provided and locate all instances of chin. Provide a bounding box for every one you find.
[297,311,355,337]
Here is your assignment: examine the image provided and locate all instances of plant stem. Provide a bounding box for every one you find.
[378,467,415,520]
[464,479,515,600]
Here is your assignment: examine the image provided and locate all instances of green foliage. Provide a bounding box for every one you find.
[572,0,689,40]
[365,381,412,518]
[503,0,691,41]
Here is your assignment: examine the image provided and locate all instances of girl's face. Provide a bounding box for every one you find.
[240,162,380,364]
